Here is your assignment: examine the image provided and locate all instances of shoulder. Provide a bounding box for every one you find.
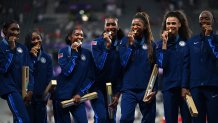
[186,34,201,45]
[58,46,69,53]
[58,46,70,59]
[91,36,104,46]
[189,34,200,42]
[0,39,8,51]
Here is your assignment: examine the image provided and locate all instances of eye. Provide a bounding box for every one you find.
[111,23,116,26]
[106,23,116,26]
[166,22,177,25]
[32,36,41,41]
[11,27,19,31]
[74,33,79,36]
[74,33,83,37]
[171,22,176,25]
[205,17,210,20]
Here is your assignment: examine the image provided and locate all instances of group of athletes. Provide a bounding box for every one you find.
[0,9,217,123]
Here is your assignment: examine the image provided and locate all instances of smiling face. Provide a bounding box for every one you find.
[69,29,84,44]
[199,11,213,31]
[166,17,181,36]
[131,18,145,38]
[4,22,20,41]
[31,32,42,48]
[104,18,118,38]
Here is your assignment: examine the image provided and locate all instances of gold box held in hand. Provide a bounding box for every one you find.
[43,80,57,100]
[22,66,29,98]
[143,64,158,102]
[185,94,198,117]
[106,82,114,119]
[61,92,98,108]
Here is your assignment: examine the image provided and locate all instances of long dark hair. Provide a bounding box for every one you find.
[134,12,154,64]
[161,10,192,40]
[25,30,43,51]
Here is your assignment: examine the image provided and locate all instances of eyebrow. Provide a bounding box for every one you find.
[166,22,177,25]
[106,22,117,25]
[74,32,83,35]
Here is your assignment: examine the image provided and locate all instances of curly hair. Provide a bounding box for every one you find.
[161,10,192,40]
[134,12,155,64]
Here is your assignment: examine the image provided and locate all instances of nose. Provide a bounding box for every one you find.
[132,26,138,31]
[203,20,210,25]
[132,25,137,29]
[108,24,113,28]
[107,25,115,31]
[33,40,41,46]
[168,23,174,27]
[14,28,20,33]
[13,30,19,37]
[201,19,206,23]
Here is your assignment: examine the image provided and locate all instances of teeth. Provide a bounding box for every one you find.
[78,40,82,45]
[133,30,137,34]
[108,31,112,35]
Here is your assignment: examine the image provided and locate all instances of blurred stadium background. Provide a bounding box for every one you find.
[0,0,218,123]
